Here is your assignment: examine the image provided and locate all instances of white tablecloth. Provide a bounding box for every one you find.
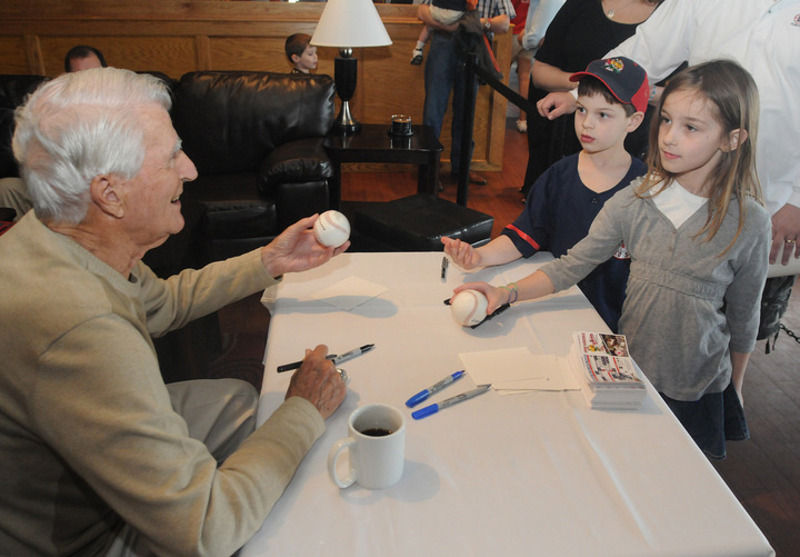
[243,252,773,557]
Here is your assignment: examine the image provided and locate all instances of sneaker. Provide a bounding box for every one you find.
[410,49,424,65]
[515,119,527,133]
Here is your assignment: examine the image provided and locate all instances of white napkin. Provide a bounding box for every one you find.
[459,347,580,393]
[310,276,389,311]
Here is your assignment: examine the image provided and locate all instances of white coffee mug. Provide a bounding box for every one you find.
[327,403,406,489]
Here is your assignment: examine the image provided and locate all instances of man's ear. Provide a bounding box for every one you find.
[723,128,747,152]
[89,174,124,219]
[626,111,645,133]
[290,53,300,65]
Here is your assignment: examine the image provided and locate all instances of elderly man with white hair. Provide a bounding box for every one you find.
[0,67,348,556]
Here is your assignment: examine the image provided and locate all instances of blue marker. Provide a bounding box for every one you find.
[411,384,491,420]
[405,370,465,408]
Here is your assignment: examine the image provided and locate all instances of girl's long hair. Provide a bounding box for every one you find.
[636,59,762,255]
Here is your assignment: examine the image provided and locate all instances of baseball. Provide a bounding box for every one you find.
[450,289,488,327]
[313,210,350,247]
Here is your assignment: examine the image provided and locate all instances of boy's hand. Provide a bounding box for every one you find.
[441,237,482,270]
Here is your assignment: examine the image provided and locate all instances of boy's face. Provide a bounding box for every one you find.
[574,92,643,155]
[293,45,318,73]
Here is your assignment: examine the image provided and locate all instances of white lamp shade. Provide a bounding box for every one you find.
[311,0,393,48]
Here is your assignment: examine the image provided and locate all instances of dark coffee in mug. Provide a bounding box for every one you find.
[360,428,392,437]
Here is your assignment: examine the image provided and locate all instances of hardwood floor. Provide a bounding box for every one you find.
[215,120,800,556]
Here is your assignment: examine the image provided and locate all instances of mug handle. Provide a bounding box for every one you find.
[327,436,357,488]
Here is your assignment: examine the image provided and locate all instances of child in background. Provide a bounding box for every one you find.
[453,59,770,459]
[443,56,649,332]
[410,0,477,65]
[285,33,318,74]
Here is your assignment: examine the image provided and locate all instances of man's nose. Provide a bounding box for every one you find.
[179,151,198,182]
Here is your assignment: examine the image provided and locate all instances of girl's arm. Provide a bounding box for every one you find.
[531,59,576,92]
[454,269,556,314]
[730,351,751,407]
[442,235,522,270]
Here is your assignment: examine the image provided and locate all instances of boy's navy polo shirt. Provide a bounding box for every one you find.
[502,153,646,332]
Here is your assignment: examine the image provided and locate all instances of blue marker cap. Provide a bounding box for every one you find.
[405,390,431,408]
[411,404,440,420]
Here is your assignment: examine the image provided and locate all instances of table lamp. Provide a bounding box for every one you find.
[311,0,392,134]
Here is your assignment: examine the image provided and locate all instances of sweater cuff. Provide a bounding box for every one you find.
[281,396,326,437]
[238,248,282,289]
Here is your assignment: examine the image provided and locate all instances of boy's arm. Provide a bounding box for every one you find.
[442,235,522,270]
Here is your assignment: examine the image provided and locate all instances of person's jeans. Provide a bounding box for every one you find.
[423,30,478,176]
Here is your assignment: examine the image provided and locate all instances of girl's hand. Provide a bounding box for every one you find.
[442,237,482,270]
[452,281,509,314]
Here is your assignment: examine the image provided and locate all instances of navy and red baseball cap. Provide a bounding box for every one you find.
[570,57,649,113]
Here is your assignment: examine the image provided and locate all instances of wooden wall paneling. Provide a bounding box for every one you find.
[23,35,44,75]
[37,36,197,77]
[0,1,510,171]
[195,35,211,70]
[209,37,286,72]
[0,37,29,74]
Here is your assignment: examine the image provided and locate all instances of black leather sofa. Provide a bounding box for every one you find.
[172,71,336,261]
[0,74,49,178]
[1,70,337,264]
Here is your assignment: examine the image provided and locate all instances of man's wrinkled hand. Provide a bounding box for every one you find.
[261,215,349,279]
[286,345,347,420]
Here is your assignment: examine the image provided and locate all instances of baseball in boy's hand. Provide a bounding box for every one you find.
[450,289,488,327]
[313,210,350,247]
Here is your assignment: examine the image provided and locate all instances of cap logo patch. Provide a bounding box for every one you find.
[603,58,625,73]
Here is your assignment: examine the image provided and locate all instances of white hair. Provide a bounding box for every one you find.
[12,67,172,223]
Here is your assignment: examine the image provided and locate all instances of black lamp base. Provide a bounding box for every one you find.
[333,50,360,135]
[333,100,361,135]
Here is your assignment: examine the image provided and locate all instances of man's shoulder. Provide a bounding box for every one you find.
[0,214,127,344]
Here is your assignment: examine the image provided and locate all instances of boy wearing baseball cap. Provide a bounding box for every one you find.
[442,56,648,331]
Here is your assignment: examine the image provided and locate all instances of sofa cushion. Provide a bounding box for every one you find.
[172,71,336,176]
[261,137,333,193]
[185,172,277,239]
[353,194,494,251]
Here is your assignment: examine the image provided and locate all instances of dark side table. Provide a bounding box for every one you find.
[323,123,443,209]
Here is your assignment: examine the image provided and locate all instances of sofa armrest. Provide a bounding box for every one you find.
[274,180,330,230]
[259,137,332,196]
